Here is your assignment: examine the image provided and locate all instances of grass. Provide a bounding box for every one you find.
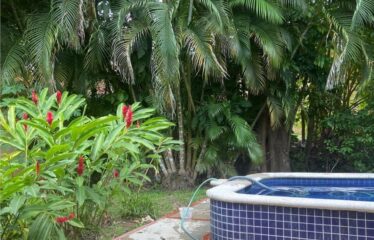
[98,187,207,239]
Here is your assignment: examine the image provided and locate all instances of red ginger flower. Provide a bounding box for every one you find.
[122,105,133,128]
[68,212,75,220]
[126,106,133,128]
[32,91,38,105]
[77,156,85,176]
[113,169,119,178]
[46,111,53,126]
[56,91,62,105]
[36,161,40,175]
[122,105,129,120]
[23,113,28,131]
[56,216,69,224]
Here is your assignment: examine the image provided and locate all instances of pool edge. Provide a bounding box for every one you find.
[206,172,374,213]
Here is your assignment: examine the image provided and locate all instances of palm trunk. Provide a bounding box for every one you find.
[130,84,137,102]
[186,130,192,172]
[176,86,186,174]
[268,124,291,172]
[159,158,169,177]
[301,110,306,144]
[164,149,177,173]
[193,138,208,180]
[253,109,269,172]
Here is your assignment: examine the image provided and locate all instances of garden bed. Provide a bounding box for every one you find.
[98,188,207,240]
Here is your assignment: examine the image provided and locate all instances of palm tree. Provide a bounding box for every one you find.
[1,0,308,183]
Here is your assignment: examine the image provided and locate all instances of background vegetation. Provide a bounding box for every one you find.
[2,0,374,177]
[1,0,374,239]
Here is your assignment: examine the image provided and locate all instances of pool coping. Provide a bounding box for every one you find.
[206,172,374,213]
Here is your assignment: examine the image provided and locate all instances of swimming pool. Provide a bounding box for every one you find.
[207,173,374,240]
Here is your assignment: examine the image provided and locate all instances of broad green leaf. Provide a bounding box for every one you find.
[7,105,16,129]
[90,133,105,161]
[76,187,86,206]
[28,213,53,240]
[8,195,26,215]
[47,200,75,211]
[68,218,85,228]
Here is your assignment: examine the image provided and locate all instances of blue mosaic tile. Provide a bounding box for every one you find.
[210,199,374,240]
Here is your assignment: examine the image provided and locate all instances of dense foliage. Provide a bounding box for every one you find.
[1,0,374,181]
[0,89,176,239]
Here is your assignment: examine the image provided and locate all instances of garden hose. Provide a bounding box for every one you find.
[181,176,278,240]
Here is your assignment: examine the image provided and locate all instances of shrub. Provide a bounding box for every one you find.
[0,89,177,239]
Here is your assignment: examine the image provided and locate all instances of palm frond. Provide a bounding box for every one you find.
[25,13,58,87]
[183,27,226,80]
[1,40,28,84]
[54,51,75,86]
[207,102,226,118]
[351,0,374,29]
[276,0,307,11]
[51,0,85,49]
[250,21,284,67]
[112,33,135,84]
[196,0,224,28]
[149,2,180,85]
[267,95,283,127]
[229,0,284,24]
[228,115,263,163]
[84,24,110,72]
[324,5,373,89]
[242,51,266,94]
[206,122,227,140]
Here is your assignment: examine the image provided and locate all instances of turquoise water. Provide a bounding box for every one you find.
[238,178,374,201]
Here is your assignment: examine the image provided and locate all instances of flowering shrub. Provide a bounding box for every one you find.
[0,89,177,239]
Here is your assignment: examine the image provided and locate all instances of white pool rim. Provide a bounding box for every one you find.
[206,172,374,213]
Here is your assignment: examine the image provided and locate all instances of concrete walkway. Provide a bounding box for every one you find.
[113,199,211,240]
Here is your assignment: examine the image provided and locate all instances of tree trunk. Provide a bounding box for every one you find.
[193,138,208,181]
[176,86,186,174]
[183,59,194,173]
[253,108,291,172]
[159,158,169,177]
[301,110,306,144]
[268,125,291,172]
[305,114,315,170]
[252,110,269,172]
[186,130,192,172]
[164,149,176,173]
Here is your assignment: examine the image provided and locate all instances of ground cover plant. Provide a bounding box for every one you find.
[0,89,177,239]
[98,187,207,240]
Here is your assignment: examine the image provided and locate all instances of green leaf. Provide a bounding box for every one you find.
[84,186,104,207]
[68,218,85,228]
[76,187,86,206]
[8,195,26,215]
[76,177,84,187]
[90,133,105,161]
[102,124,125,151]
[7,105,16,129]
[28,213,54,240]
[47,200,75,211]
[24,185,40,197]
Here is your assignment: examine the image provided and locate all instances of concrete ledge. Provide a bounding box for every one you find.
[206,172,374,213]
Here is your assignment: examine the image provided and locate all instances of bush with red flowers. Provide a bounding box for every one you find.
[0,89,177,239]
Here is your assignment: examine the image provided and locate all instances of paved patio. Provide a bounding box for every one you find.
[114,199,211,240]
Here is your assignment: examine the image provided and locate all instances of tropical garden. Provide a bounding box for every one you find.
[1,0,374,239]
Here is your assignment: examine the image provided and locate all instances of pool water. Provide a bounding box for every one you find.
[238,178,374,201]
